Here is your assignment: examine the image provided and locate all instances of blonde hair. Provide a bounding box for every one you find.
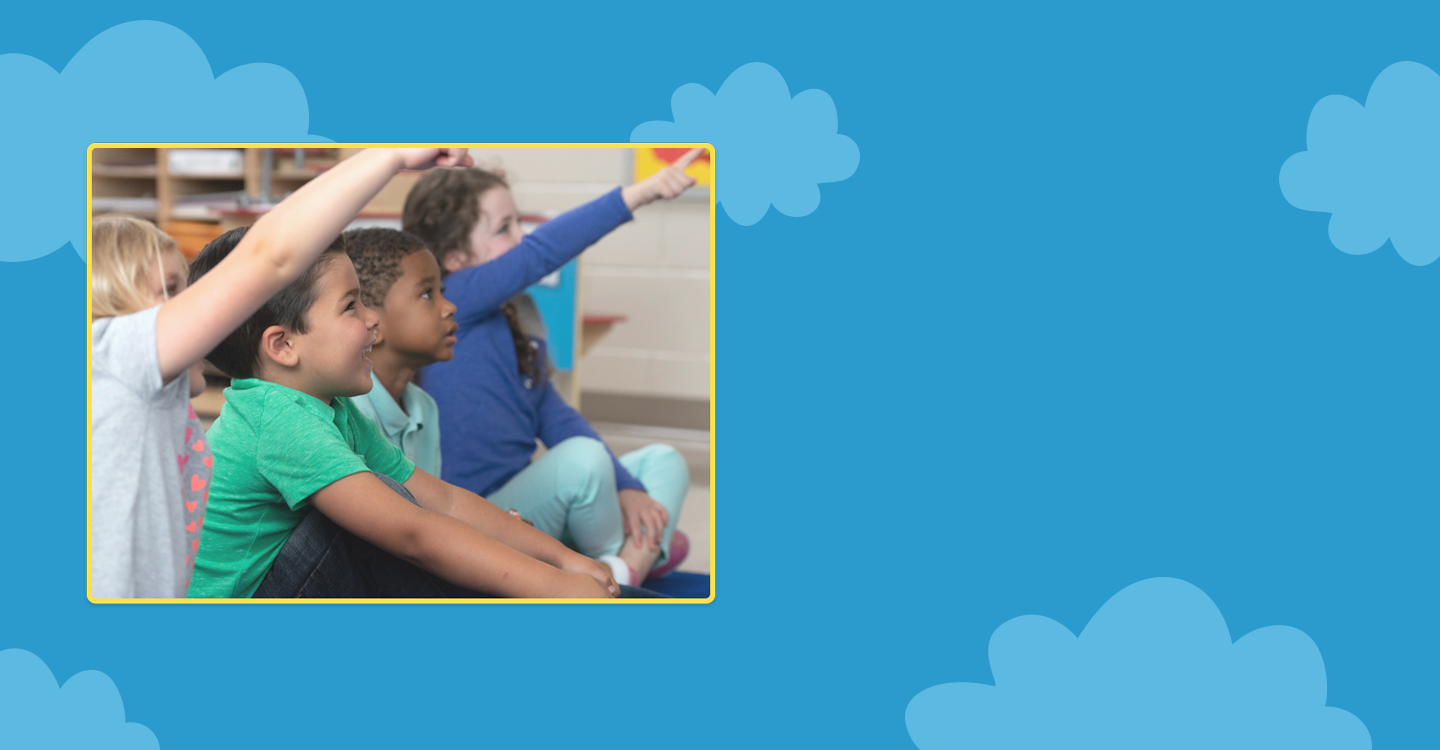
[91,215,184,320]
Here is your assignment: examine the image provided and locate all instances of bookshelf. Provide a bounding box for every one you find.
[90,147,339,257]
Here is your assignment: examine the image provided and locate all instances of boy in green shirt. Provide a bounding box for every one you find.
[184,151,622,600]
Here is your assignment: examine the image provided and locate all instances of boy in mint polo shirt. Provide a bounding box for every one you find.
[343,228,449,478]
[185,227,629,599]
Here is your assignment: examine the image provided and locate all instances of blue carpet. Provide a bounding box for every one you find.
[641,572,711,599]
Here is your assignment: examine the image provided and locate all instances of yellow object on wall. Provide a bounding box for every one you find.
[633,147,712,187]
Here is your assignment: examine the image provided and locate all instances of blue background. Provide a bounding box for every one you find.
[3,1,1437,746]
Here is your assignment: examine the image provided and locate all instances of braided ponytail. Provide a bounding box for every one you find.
[501,299,544,384]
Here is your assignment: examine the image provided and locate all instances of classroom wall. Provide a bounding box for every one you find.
[469,148,711,402]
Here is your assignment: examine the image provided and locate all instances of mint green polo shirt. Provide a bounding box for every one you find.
[352,372,442,478]
[187,378,415,598]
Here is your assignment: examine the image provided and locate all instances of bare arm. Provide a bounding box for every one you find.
[153,147,472,382]
[403,468,619,594]
[309,472,611,598]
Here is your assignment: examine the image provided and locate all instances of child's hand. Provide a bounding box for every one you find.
[552,570,616,599]
[395,148,474,170]
[559,552,620,596]
[618,489,670,551]
[506,508,536,527]
[621,147,704,210]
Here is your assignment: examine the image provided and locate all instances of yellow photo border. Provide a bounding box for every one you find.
[86,142,716,604]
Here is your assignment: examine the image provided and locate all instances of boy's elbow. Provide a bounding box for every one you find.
[390,519,430,564]
[391,511,463,571]
[360,508,429,565]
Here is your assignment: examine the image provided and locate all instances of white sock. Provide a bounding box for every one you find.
[598,555,634,586]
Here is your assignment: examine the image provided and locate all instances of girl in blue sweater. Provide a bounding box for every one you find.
[403,149,703,586]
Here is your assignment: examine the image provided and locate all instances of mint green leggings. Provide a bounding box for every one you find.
[487,438,690,567]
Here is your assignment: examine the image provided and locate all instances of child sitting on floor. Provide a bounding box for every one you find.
[91,216,213,598]
[183,150,626,600]
[401,148,704,586]
[344,228,454,479]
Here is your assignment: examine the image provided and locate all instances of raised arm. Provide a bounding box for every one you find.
[310,472,612,598]
[444,147,706,325]
[154,147,472,382]
[443,188,633,324]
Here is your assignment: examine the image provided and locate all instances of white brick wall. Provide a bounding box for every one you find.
[475,148,711,401]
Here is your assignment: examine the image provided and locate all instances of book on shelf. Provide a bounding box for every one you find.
[168,149,244,176]
[91,197,157,212]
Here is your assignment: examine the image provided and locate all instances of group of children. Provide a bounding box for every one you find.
[91,146,705,599]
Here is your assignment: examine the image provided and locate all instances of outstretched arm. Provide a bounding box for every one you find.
[309,471,612,598]
[154,147,472,382]
[443,147,707,325]
[444,188,633,324]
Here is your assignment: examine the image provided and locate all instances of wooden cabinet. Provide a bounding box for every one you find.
[91,147,339,258]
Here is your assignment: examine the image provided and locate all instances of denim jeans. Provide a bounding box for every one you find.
[253,473,666,599]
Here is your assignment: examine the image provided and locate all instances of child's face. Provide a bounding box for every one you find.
[375,249,459,363]
[449,187,523,271]
[145,252,187,305]
[287,255,380,400]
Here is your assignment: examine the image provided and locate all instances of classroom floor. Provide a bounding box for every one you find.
[674,482,711,575]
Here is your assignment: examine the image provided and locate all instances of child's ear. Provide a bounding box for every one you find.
[259,325,300,368]
[441,253,465,274]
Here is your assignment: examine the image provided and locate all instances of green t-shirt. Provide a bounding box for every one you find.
[187,378,415,598]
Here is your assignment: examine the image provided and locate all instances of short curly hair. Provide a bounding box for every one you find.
[342,228,430,309]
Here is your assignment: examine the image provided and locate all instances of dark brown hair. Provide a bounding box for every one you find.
[403,167,543,383]
[187,226,347,379]
[402,167,509,270]
[343,227,429,309]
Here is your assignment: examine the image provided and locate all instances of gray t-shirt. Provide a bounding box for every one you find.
[91,305,210,598]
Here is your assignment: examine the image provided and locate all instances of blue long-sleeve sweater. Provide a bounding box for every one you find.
[422,187,644,497]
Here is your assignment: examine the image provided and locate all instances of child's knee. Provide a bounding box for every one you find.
[550,437,614,482]
[640,443,690,487]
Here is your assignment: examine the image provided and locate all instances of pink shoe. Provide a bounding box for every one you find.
[645,530,689,580]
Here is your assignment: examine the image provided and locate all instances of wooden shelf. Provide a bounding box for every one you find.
[580,314,627,356]
[92,164,158,178]
[93,206,158,219]
[167,171,244,180]
[272,169,329,180]
[92,147,340,228]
